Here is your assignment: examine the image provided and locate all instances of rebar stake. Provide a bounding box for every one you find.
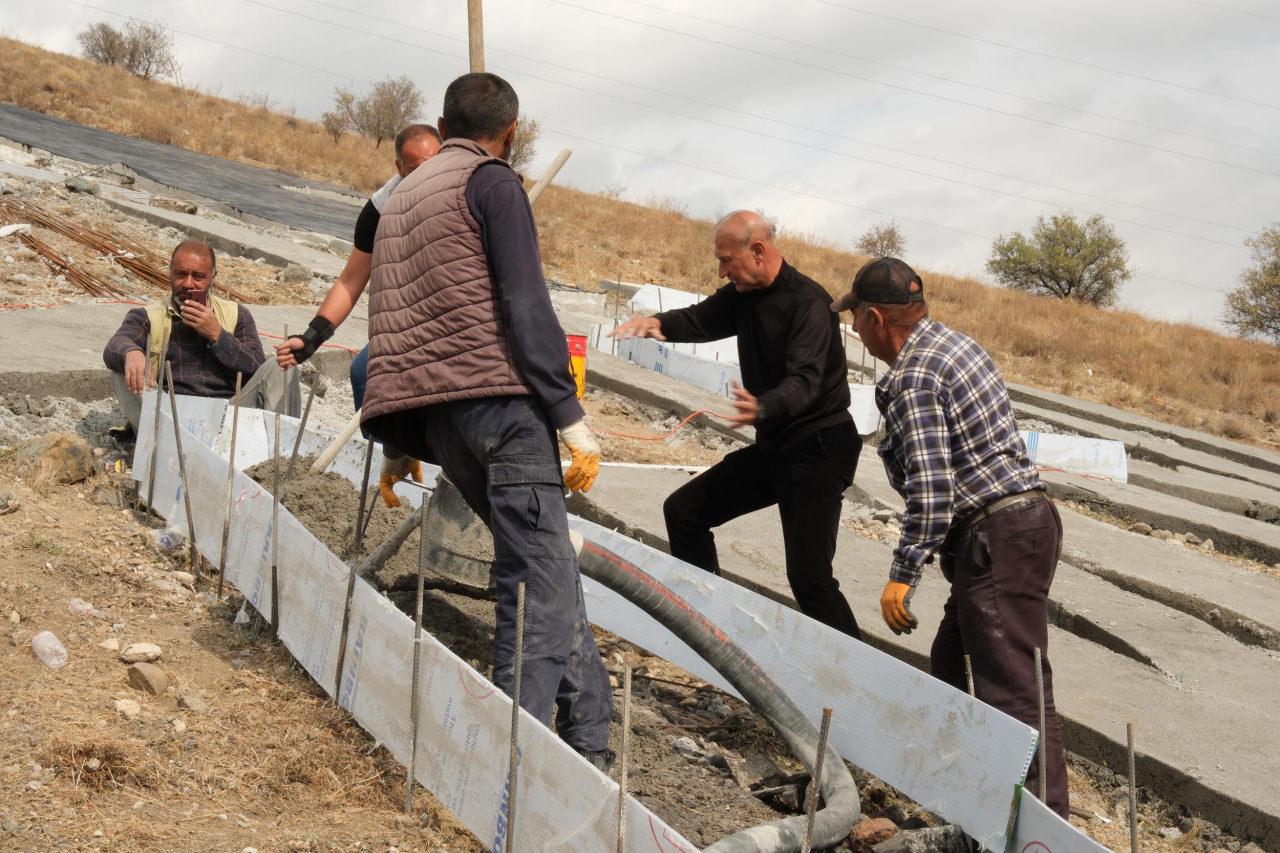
[333,441,377,698]
[506,581,527,853]
[350,440,376,558]
[165,362,200,583]
[269,413,281,633]
[800,707,833,853]
[216,373,243,600]
[964,653,976,697]
[143,336,168,519]
[616,665,633,853]
[285,379,316,487]
[406,503,429,813]
[1128,722,1139,853]
[1034,647,1047,802]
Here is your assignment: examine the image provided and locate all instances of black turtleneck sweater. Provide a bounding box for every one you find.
[654,262,852,448]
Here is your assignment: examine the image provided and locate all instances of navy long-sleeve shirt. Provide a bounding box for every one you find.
[465,162,583,429]
[102,305,265,397]
[655,262,852,448]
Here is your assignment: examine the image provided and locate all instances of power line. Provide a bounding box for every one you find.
[612,0,1279,160]
[1178,0,1280,24]
[809,0,1280,112]
[36,0,1230,295]
[54,0,374,85]
[273,0,1256,246]
[548,0,1280,180]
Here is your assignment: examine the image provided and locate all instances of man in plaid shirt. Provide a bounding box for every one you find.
[833,258,1068,817]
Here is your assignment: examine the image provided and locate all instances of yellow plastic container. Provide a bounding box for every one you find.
[566,334,587,399]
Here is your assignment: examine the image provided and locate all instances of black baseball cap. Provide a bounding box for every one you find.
[831,257,924,313]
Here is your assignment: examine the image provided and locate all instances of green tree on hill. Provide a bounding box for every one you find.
[1225,224,1280,343]
[986,213,1130,307]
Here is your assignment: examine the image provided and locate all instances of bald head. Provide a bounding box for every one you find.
[713,210,782,291]
[715,210,777,248]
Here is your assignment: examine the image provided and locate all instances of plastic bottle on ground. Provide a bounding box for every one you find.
[31,630,68,669]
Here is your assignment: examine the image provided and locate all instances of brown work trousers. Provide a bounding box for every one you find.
[932,495,1069,818]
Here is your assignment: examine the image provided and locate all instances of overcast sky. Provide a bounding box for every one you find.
[5,0,1279,327]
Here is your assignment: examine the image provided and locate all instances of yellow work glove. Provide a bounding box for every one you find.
[559,419,601,493]
[880,581,919,635]
[378,453,423,508]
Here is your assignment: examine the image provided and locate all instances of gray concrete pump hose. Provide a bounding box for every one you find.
[575,538,860,853]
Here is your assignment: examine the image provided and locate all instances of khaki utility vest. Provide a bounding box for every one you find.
[144,294,238,382]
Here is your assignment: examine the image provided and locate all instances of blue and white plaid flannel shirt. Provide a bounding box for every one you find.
[876,319,1042,586]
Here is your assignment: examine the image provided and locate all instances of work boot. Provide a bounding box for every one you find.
[581,748,616,773]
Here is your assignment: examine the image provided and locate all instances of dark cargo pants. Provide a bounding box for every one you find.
[933,496,1069,817]
[421,396,613,754]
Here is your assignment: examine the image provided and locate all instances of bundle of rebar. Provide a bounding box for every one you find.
[15,231,126,299]
[1,199,258,304]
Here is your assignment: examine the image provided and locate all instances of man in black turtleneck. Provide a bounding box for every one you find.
[612,210,862,639]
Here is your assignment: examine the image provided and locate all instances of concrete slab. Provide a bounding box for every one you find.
[1059,511,1280,651]
[1126,458,1280,523]
[102,194,345,278]
[573,464,1280,848]
[1005,380,1280,476]
[1043,469,1280,565]
[1016,399,1280,493]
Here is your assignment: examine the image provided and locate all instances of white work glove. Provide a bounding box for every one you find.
[558,419,601,493]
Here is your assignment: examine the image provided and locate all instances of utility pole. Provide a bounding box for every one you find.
[467,0,485,72]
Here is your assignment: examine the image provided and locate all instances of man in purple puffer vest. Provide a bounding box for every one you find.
[360,72,614,770]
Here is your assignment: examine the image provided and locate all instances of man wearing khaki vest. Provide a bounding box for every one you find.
[360,73,614,769]
[103,239,295,436]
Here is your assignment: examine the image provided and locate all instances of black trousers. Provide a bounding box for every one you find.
[663,420,863,639]
[933,496,1069,817]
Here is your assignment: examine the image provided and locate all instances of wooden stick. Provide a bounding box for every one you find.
[801,707,834,853]
[506,581,526,853]
[270,413,281,633]
[216,373,243,600]
[616,665,633,853]
[311,409,363,473]
[526,149,572,205]
[1034,647,1047,802]
[964,653,975,697]
[467,0,485,72]
[165,362,200,583]
[406,502,429,813]
[1128,722,1139,853]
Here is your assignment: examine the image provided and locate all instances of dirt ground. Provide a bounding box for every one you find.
[0,454,481,851]
[581,388,739,468]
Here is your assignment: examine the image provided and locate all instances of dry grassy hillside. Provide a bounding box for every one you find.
[2,36,1278,447]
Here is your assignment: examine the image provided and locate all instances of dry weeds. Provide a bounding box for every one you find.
[2,36,1278,450]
